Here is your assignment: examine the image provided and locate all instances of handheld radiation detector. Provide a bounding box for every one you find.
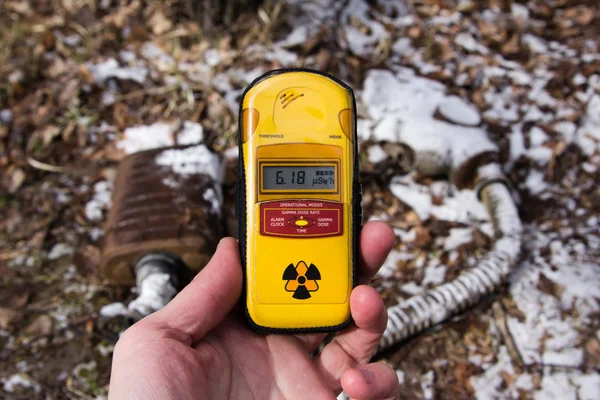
[237,69,361,333]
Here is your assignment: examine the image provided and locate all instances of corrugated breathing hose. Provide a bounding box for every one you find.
[377,164,522,353]
[375,127,523,354]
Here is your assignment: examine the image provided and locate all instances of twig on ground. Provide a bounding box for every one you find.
[27,157,69,173]
[492,301,525,372]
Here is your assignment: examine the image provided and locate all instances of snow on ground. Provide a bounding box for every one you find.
[443,228,473,251]
[367,145,388,164]
[47,243,74,260]
[471,349,600,400]
[507,227,600,368]
[437,96,481,126]
[117,122,176,154]
[341,0,391,59]
[87,58,148,85]
[99,302,128,318]
[2,374,40,393]
[378,249,413,279]
[388,176,432,221]
[467,219,600,398]
[155,145,224,214]
[353,2,600,396]
[362,68,497,176]
[177,121,204,145]
[389,174,488,225]
[0,109,12,123]
[155,145,221,181]
[577,94,600,156]
[85,180,113,222]
[211,66,264,114]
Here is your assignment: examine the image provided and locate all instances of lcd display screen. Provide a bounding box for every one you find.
[263,166,336,190]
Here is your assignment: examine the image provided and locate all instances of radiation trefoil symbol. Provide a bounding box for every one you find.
[283,261,321,299]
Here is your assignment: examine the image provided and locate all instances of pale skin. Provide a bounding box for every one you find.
[109,221,399,399]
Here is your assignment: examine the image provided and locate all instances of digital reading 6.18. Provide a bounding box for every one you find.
[263,166,335,190]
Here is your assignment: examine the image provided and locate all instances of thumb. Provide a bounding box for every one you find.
[145,237,243,341]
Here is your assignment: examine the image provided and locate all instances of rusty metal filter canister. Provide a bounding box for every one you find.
[101,144,223,285]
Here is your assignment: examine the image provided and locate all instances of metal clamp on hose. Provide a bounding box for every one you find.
[473,163,515,202]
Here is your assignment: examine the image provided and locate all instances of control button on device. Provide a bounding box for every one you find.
[288,216,314,228]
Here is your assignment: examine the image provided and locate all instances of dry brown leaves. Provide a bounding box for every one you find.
[0,0,599,398]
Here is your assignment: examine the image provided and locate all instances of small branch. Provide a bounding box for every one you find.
[492,300,525,372]
[27,157,69,173]
[64,386,96,400]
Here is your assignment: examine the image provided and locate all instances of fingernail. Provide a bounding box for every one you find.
[358,367,374,384]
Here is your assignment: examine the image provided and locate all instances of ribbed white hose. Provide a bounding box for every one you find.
[377,176,522,353]
[337,179,521,400]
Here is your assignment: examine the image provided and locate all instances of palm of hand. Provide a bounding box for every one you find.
[109,222,398,400]
[116,318,346,398]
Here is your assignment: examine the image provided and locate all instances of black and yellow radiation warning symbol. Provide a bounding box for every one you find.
[283,261,321,299]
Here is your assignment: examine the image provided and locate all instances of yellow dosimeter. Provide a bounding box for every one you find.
[237,69,361,333]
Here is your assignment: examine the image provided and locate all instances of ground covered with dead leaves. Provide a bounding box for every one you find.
[1,0,599,399]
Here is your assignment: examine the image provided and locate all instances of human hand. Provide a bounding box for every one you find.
[108,221,398,399]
